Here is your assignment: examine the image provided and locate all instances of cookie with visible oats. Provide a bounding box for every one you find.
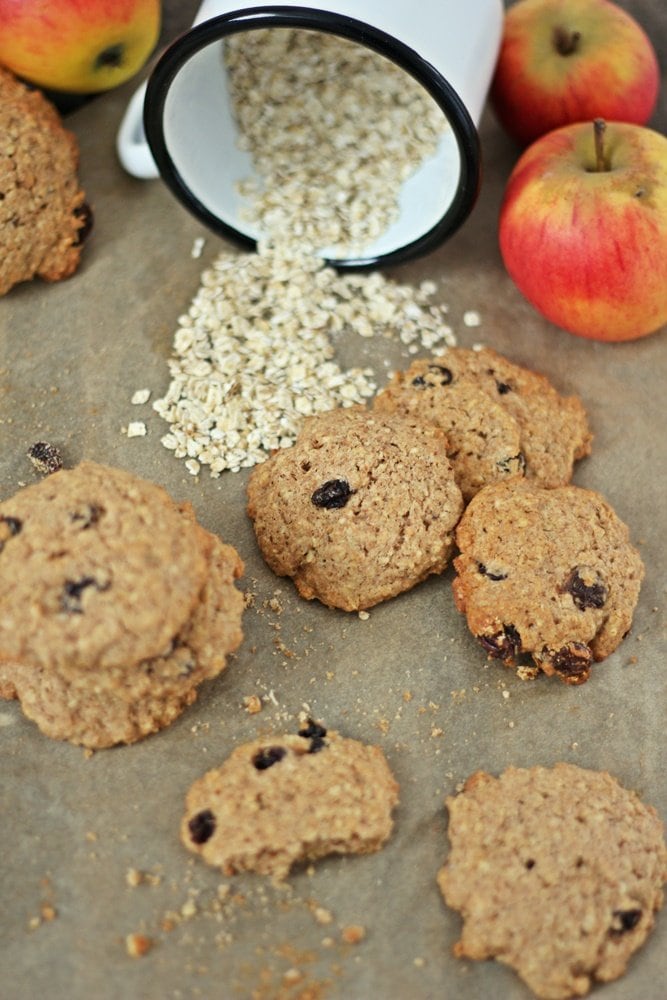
[246,406,463,611]
[181,722,399,880]
[0,534,245,748]
[452,479,644,683]
[373,347,591,499]
[0,461,211,674]
[0,66,92,295]
[437,763,667,999]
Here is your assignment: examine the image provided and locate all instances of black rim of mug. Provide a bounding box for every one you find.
[143,5,481,271]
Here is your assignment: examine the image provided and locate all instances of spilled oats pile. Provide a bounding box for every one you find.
[154,28,456,476]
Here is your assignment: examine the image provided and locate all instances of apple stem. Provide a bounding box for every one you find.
[553,26,582,56]
[593,118,607,172]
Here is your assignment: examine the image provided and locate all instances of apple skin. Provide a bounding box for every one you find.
[498,120,667,342]
[0,0,161,94]
[491,0,660,147]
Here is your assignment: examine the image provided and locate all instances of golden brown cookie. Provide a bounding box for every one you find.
[373,347,591,498]
[438,763,667,999]
[452,479,644,683]
[246,406,464,611]
[0,461,210,674]
[181,722,399,881]
[0,66,91,295]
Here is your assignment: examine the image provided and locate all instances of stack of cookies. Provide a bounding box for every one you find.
[0,461,245,748]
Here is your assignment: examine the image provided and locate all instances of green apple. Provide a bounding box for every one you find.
[491,0,659,147]
[499,119,667,342]
[0,0,161,94]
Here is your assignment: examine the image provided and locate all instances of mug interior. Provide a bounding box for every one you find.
[144,9,480,269]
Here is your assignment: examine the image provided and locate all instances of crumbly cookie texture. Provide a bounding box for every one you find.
[246,406,463,611]
[181,723,399,881]
[438,763,667,1000]
[452,479,644,683]
[0,66,91,295]
[0,463,245,747]
[374,347,591,499]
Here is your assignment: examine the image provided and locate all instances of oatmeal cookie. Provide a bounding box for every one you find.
[181,721,399,880]
[246,406,463,611]
[0,534,245,748]
[437,763,667,999]
[0,461,210,674]
[0,66,91,295]
[373,347,591,498]
[452,479,644,683]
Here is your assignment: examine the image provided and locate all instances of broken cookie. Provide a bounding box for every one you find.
[181,722,399,880]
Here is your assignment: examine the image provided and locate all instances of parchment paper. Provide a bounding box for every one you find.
[2,3,665,998]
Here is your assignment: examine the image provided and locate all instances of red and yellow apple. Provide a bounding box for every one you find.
[491,0,660,147]
[498,119,667,342]
[0,0,161,94]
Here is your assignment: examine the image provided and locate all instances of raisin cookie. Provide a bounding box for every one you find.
[452,479,644,683]
[0,66,91,295]
[373,347,591,499]
[0,462,245,747]
[437,763,667,999]
[181,721,399,881]
[246,406,464,611]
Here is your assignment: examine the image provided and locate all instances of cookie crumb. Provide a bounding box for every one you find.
[243,694,263,715]
[126,867,143,887]
[312,906,333,925]
[125,933,153,958]
[463,310,481,328]
[358,610,370,621]
[341,924,366,945]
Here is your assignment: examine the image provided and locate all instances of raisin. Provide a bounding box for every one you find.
[311,479,353,510]
[70,504,103,529]
[298,718,328,753]
[563,567,607,611]
[497,452,526,475]
[72,202,94,246]
[478,562,508,582]
[411,364,453,388]
[550,642,592,685]
[188,809,216,845]
[252,746,287,770]
[611,908,642,933]
[0,515,22,551]
[478,624,521,661]
[27,441,63,476]
[60,576,107,614]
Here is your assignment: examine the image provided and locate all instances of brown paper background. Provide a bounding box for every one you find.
[2,2,665,998]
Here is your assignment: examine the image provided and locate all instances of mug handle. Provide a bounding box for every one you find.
[116,82,160,179]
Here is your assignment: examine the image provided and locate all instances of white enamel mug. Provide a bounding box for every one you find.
[117,0,503,268]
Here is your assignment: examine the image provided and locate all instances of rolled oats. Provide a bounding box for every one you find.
[155,29,456,476]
